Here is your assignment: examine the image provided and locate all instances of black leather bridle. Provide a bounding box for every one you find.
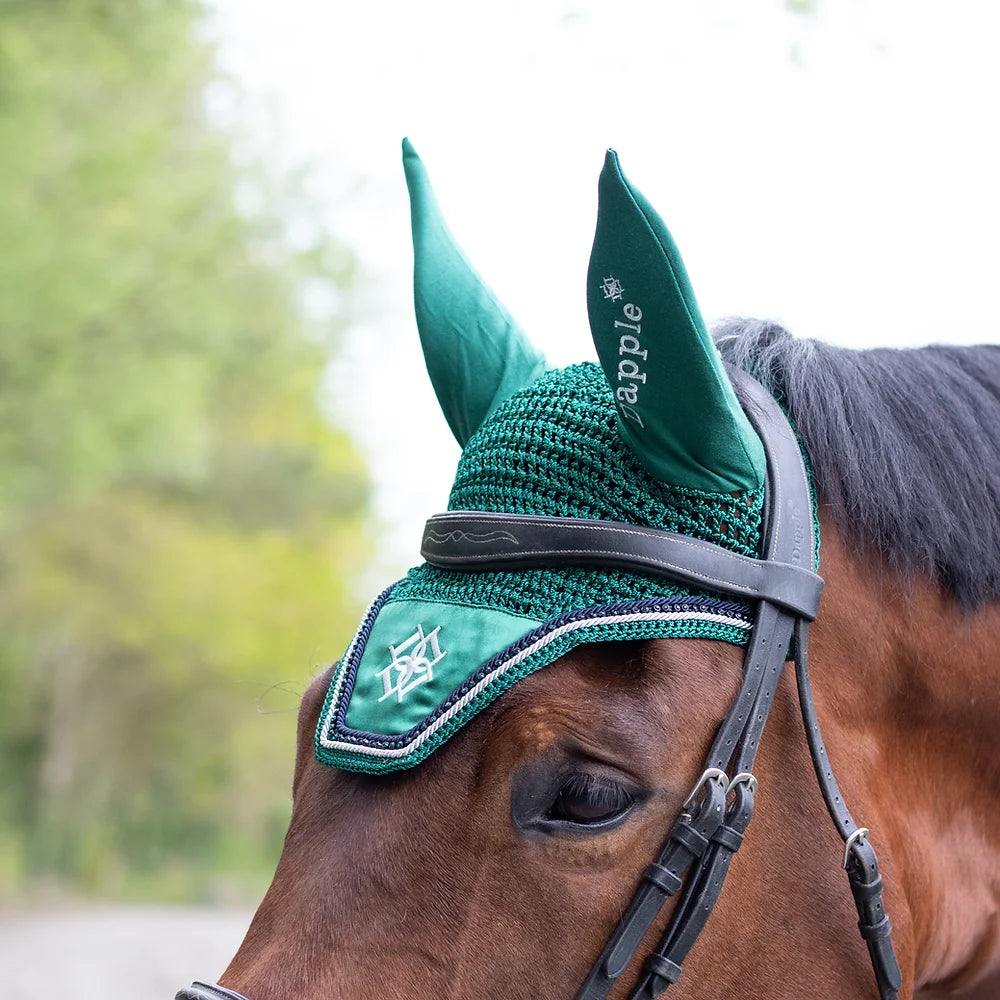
[177,369,901,1000]
[177,986,248,1000]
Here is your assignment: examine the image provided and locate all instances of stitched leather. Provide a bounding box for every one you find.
[642,955,682,985]
[794,618,902,999]
[667,822,710,858]
[628,783,755,1000]
[176,370,900,1000]
[710,822,744,853]
[624,369,812,999]
[577,370,895,1000]
[643,862,683,895]
[421,512,822,620]
[593,780,728,984]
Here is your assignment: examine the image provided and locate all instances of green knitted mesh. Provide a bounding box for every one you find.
[393,363,765,622]
[316,362,784,775]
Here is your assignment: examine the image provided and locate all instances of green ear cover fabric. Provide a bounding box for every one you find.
[403,138,548,446]
[586,150,765,493]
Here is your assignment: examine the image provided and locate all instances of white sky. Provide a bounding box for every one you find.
[209,0,1000,577]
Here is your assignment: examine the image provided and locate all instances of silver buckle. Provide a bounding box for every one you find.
[726,772,758,796]
[843,827,869,869]
[682,767,728,810]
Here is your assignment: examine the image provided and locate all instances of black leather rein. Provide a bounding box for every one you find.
[177,369,900,1000]
[420,368,902,1000]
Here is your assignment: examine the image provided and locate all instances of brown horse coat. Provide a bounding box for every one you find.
[207,147,1000,1000]
[218,508,1000,999]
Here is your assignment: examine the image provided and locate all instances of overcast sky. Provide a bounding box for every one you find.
[209,0,1000,576]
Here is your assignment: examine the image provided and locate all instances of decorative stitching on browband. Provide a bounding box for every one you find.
[427,514,765,572]
[427,520,778,592]
[421,511,822,619]
[424,528,520,545]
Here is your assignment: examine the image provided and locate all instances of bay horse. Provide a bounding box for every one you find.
[178,142,1000,1000]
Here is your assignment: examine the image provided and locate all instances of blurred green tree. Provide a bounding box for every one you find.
[0,0,370,899]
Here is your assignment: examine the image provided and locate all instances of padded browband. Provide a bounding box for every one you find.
[421,513,822,620]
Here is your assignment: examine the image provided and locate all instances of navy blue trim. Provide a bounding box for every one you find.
[335,583,396,720]
[322,595,752,751]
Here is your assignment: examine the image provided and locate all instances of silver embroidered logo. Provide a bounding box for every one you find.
[376,625,446,703]
[601,275,625,302]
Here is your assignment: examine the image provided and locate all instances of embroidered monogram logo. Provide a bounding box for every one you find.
[376,625,446,703]
[601,275,625,302]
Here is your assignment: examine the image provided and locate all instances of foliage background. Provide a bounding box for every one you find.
[0,0,370,902]
[2,0,998,924]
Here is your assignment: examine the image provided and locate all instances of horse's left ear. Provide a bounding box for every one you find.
[587,150,765,493]
[403,138,547,446]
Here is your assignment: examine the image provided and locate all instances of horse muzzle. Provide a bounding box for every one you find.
[176,984,248,1000]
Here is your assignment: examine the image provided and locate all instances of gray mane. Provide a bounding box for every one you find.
[715,319,1000,608]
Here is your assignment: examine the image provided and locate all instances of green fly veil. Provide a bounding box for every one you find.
[315,142,796,775]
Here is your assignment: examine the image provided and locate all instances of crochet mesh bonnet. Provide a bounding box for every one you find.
[314,142,808,775]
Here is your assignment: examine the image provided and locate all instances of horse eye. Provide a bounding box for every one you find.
[547,773,637,826]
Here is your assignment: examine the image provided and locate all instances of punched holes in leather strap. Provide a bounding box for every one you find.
[850,874,885,902]
[669,822,710,858]
[644,862,682,895]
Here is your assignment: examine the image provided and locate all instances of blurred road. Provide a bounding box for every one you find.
[0,906,253,1000]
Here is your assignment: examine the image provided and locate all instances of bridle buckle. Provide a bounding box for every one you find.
[726,772,758,797]
[682,768,728,811]
[842,827,869,870]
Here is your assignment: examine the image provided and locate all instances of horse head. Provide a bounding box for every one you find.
[178,142,1000,1000]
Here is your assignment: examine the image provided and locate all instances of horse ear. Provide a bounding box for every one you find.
[403,138,547,446]
[586,150,765,493]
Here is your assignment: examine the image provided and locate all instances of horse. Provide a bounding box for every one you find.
[177,141,1000,1000]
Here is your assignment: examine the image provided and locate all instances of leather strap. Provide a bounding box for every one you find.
[622,369,813,999]
[629,782,755,1000]
[591,778,727,984]
[177,371,900,1000]
[574,368,816,1000]
[421,513,822,620]
[794,619,902,1000]
[175,984,249,1000]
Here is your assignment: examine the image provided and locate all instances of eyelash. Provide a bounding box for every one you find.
[549,772,637,825]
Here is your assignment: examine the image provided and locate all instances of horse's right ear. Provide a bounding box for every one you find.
[403,139,547,446]
[586,151,765,493]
